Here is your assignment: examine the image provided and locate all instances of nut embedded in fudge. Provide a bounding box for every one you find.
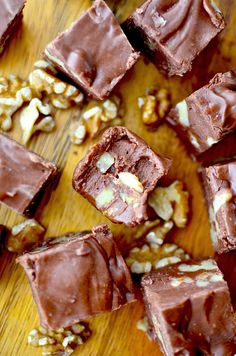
[0,133,58,217]
[0,0,26,55]
[141,259,236,356]
[72,126,171,227]
[201,160,236,254]
[167,70,236,155]
[44,0,139,100]
[124,0,225,77]
[17,224,135,329]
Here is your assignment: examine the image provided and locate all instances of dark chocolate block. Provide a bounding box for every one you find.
[0,225,8,255]
[124,0,225,77]
[72,126,171,227]
[201,160,236,254]
[0,0,26,55]
[167,70,236,156]
[142,259,236,356]
[0,134,58,217]
[44,0,139,100]
[17,224,135,329]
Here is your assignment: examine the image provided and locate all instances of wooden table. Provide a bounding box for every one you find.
[0,1,235,355]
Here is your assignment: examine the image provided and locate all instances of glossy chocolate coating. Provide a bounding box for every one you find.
[0,0,26,54]
[201,160,236,254]
[168,70,236,155]
[44,0,139,100]
[0,134,58,216]
[124,0,225,76]
[72,126,171,227]
[17,225,135,329]
[142,259,236,356]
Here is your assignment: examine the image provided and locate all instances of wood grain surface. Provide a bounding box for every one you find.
[0,1,236,355]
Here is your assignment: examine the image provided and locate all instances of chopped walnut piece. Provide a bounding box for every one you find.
[20,98,55,144]
[125,220,189,274]
[29,69,84,109]
[6,219,45,253]
[69,122,87,145]
[28,322,91,356]
[148,181,189,228]
[136,316,149,333]
[138,88,170,127]
[0,75,33,131]
[70,95,124,145]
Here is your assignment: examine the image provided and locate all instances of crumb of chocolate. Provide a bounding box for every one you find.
[6,219,45,253]
[148,181,189,228]
[28,322,91,355]
[138,88,170,127]
[20,98,55,144]
[0,75,33,131]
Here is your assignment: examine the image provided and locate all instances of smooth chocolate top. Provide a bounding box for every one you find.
[201,160,236,254]
[73,126,171,226]
[17,225,135,329]
[142,259,236,356]
[0,134,58,216]
[127,0,224,75]
[44,0,139,99]
[0,0,25,38]
[168,70,236,154]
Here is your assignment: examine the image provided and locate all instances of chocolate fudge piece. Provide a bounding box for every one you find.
[142,259,236,356]
[0,134,58,217]
[17,224,135,329]
[44,0,139,100]
[201,160,236,254]
[167,70,236,156]
[0,225,8,255]
[72,126,171,226]
[0,0,26,55]
[124,0,225,77]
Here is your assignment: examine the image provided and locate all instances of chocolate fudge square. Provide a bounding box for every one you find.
[72,126,171,227]
[167,70,236,155]
[17,225,135,329]
[201,160,236,254]
[44,0,139,100]
[0,0,26,55]
[142,259,236,356]
[124,0,225,77]
[0,134,58,217]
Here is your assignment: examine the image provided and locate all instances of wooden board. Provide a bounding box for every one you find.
[0,1,236,355]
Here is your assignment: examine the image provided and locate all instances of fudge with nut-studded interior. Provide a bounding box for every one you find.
[72,126,171,227]
[201,160,236,254]
[167,70,236,155]
[0,0,26,55]
[44,0,139,100]
[142,259,236,356]
[0,133,58,217]
[124,0,225,76]
[17,224,135,329]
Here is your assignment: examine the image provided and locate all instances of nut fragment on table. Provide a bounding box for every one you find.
[29,69,84,109]
[0,75,33,131]
[70,95,123,145]
[126,220,189,274]
[6,219,45,253]
[28,322,91,356]
[20,98,55,144]
[138,88,170,126]
[148,181,189,228]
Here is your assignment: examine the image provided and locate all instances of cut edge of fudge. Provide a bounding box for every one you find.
[0,0,26,55]
[44,0,140,100]
[124,0,225,77]
[141,259,236,355]
[200,159,236,254]
[72,126,171,226]
[0,133,59,217]
[17,224,136,329]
